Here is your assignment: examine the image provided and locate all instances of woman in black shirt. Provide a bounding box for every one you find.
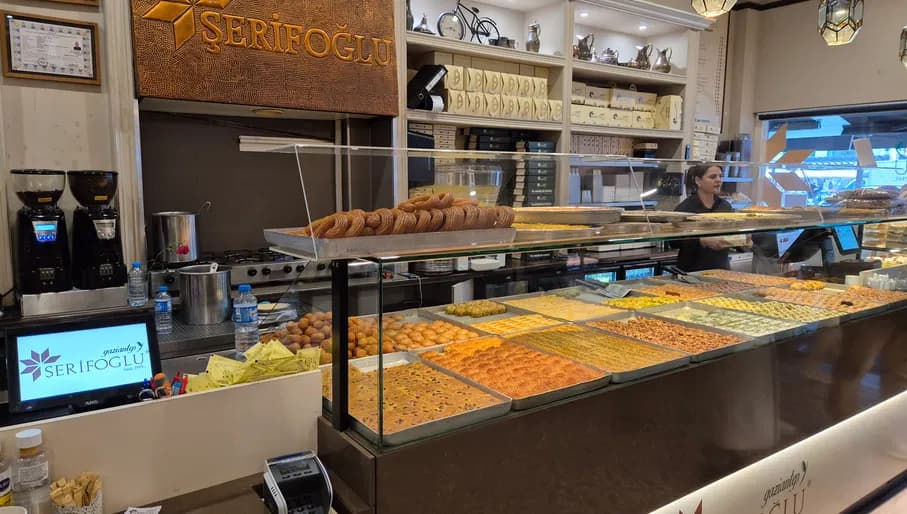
[674,164,736,272]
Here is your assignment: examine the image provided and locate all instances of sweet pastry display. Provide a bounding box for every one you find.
[508,325,688,373]
[445,300,507,318]
[471,314,561,335]
[295,194,515,238]
[656,279,755,295]
[502,295,623,321]
[321,363,503,434]
[652,306,801,338]
[263,311,334,363]
[700,270,799,287]
[603,296,681,310]
[349,314,480,353]
[636,283,718,300]
[588,317,744,354]
[754,288,882,313]
[696,297,839,323]
[420,337,604,399]
[789,280,827,291]
[842,285,907,304]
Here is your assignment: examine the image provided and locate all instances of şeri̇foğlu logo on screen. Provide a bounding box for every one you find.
[20,349,60,381]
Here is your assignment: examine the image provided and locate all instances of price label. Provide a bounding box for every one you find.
[603,284,632,298]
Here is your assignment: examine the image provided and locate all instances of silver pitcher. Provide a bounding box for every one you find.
[635,43,654,70]
[526,22,541,53]
[600,47,619,65]
[652,47,673,73]
[575,34,594,61]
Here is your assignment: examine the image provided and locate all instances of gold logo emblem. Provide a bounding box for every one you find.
[143,0,233,49]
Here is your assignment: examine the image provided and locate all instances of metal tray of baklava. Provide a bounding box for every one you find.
[506,327,691,384]
[414,341,611,411]
[642,301,807,346]
[740,288,888,323]
[422,302,547,332]
[326,352,512,446]
[583,310,756,363]
[354,307,490,346]
[494,287,627,322]
[705,292,842,331]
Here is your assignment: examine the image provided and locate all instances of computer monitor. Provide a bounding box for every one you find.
[832,225,860,255]
[776,229,804,258]
[6,311,161,414]
[584,271,618,284]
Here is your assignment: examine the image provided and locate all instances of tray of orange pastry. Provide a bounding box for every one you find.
[417,336,611,410]
[264,194,517,260]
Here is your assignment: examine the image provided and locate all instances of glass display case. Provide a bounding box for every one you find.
[257,144,907,445]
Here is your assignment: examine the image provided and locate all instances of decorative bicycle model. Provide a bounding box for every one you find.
[437,1,500,44]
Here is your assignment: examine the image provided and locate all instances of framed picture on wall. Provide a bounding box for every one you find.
[0,11,100,85]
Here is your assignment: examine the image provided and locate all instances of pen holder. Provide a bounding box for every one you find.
[53,490,102,514]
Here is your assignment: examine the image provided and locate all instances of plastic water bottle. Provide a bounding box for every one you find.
[127,261,147,307]
[154,286,172,335]
[233,284,259,355]
[12,428,50,513]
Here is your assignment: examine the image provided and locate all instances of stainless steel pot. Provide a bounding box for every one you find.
[151,201,210,264]
[178,264,231,325]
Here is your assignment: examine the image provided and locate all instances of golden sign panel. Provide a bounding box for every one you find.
[131,0,398,116]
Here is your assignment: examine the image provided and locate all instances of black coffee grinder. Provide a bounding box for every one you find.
[12,169,72,294]
[67,170,127,289]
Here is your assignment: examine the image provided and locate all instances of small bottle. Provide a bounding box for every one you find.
[233,284,259,355]
[0,441,11,506]
[154,286,173,335]
[127,261,147,307]
[12,428,50,513]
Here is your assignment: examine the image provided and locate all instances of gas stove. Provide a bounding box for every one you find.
[149,248,314,293]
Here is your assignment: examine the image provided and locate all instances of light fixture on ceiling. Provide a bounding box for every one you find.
[818,0,864,46]
[900,26,907,69]
[579,11,589,18]
[639,24,648,31]
[690,0,736,18]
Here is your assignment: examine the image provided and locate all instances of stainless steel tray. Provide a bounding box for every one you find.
[355,308,487,350]
[514,226,604,242]
[642,302,806,346]
[423,303,545,329]
[620,210,693,223]
[264,227,516,260]
[507,328,691,384]
[497,287,626,322]
[415,341,611,411]
[698,293,840,331]
[338,353,513,446]
[743,288,888,323]
[513,206,622,225]
[597,222,676,235]
[583,311,756,362]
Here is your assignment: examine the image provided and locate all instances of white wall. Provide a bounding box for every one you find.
[752,0,907,113]
[0,0,115,300]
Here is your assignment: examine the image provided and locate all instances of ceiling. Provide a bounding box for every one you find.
[470,0,556,11]
[574,5,683,37]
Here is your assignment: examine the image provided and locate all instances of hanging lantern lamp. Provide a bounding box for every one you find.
[900,27,907,69]
[818,0,864,46]
[691,0,737,18]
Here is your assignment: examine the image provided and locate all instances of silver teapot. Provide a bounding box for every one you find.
[575,33,595,61]
[526,22,541,53]
[600,47,619,65]
[652,47,673,73]
[634,43,654,70]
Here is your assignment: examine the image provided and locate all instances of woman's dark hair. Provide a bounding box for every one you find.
[684,164,721,192]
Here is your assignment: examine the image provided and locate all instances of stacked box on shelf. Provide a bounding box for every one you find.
[570,81,680,131]
[514,140,557,207]
[463,127,521,206]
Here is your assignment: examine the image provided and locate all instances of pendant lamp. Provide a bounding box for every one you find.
[818,0,864,46]
[900,27,907,68]
[691,0,737,18]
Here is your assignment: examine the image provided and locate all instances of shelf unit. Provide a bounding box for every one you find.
[571,124,685,140]
[395,0,713,205]
[406,32,566,68]
[407,110,564,132]
[571,60,687,87]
